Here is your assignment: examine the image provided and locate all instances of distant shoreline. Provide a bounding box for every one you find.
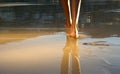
[0,27,65,30]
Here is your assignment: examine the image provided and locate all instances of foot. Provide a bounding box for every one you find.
[67,31,78,38]
[64,22,79,38]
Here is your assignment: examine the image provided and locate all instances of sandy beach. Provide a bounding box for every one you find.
[0,29,120,74]
[1,0,120,74]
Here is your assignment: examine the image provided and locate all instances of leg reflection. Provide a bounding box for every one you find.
[61,36,81,74]
[71,38,81,74]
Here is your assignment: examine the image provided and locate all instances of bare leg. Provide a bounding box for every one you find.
[61,0,74,37]
[61,0,81,38]
[61,0,71,27]
[70,0,81,38]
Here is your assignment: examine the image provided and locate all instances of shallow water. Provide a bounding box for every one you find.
[0,25,120,74]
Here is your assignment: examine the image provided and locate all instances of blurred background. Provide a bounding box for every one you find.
[0,0,120,28]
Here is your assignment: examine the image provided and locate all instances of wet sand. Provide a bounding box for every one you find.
[0,29,120,74]
[0,29,62,44]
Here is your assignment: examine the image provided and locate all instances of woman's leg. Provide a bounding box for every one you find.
[61,0,71,27]
[70,0,81,38]
[61,0,81,38]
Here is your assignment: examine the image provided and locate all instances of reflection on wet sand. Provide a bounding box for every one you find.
[61,36,81,74]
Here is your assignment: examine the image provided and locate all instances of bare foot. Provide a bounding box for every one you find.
[64,22,79,38]
[67,31,78,38]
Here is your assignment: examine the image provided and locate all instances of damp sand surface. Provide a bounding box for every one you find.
[0,28,120,74]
